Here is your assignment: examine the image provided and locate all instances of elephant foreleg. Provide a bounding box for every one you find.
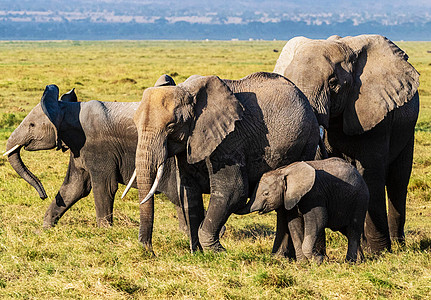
[198,162,247,252]
[272,208,295,258]
[177,185,205,252]
[91,173,118,227]
[43,157,91,228]
[386,135,414,245]
[286,207,305,260]
[173,155,205,252]
[302,206,327,263]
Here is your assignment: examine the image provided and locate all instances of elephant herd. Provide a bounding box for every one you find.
[4,35,420,262]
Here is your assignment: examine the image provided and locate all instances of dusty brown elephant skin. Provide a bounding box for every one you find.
[274,34,420,254]
[239,158,369,263]
[133,72,320,253]
[4,81,197,233]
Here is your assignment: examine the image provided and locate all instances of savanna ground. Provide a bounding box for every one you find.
[0,40,430,299]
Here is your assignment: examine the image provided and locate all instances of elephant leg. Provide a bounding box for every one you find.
[302,206,327,263]
[175,205,188,234]
[91,174,118,227]
[286,208,305,260]
[314,230,327,257]
[198,162,247,252]
[343,226,362,263]
[174,196,223,248]
[362,166,392,254]
[177,185,205,253]
[386,136,414,245]
[43,157,91,228]
[272,208,295,259]
[173,155,205,252]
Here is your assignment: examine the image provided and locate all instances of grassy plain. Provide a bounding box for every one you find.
[0,40,430,299]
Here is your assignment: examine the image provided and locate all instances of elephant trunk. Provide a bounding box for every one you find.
[135,130,167,251]
[5,140,48,199]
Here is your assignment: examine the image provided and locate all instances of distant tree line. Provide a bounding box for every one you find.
[1,20,430,41]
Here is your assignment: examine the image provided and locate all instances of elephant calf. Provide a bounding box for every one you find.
[240,157,369,262]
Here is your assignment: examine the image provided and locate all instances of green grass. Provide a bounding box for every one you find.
[0,40,430,299]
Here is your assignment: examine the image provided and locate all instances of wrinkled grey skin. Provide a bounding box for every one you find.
[133,72,320,253]
[4,80,195,233]
[274,34,419,254]
[239,158,369,263]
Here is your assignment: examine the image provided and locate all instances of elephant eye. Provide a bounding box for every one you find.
[262,190,269,197]
[29,123,35,127]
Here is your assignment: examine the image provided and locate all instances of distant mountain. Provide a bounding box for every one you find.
[0,0,430,40]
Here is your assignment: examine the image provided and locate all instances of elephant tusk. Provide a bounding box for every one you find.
[140,163,164,205]
[3,144,21,156]
[121,169,136,199]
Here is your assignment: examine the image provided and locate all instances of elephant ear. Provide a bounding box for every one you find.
[154,74,176,87]
[41,84,63,149]
[181,75,244,164]
[273,36,312,76]
[41,85,62,129]
[283,162,316,210]
[60,88,78,102]
[341,35,420,135]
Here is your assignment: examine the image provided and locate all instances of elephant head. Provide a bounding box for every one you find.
[274,35,420,135]
[133,74,243,249]
[238,162,315,214]
[4,85,77,199]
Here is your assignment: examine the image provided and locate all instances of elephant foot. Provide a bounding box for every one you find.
[271,249,294,260]
[345,257,357,264]
[311,254,324,264]
[43,211,59,229]
[42,221,55,229]
[203,241,226,253]
[198,227,226,252]
[362,236,391,255]
[345,252,365,264]
[390,235,406,247]
[190,240,203,254]
[141,243,156,257]
[271,240,296,259]
[96,217,113,227]
[42,216,57,229]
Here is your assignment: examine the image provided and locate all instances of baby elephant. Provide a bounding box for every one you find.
[241,157,369,263]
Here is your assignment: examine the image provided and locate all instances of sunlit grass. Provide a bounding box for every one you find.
[0,40,430,298]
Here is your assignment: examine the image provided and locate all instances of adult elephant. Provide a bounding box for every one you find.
[273,34,420,253]
[133,72,320,253]
[4,78,194,233]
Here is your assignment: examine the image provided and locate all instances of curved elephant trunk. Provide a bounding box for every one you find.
[5,142,48,199]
